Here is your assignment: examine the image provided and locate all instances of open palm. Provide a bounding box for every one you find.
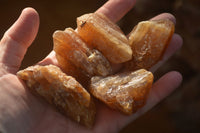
[0,0,183,133]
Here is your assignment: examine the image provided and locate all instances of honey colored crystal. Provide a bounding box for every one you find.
[77,13,132,64]
[126,19,175,70]
[17,65,96,128]
[90,69,153,115]
[53,28,112,77]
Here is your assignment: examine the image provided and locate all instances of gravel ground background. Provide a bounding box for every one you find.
[0,0,199,133]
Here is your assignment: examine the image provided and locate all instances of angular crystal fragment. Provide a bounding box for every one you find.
[90,69,153,114]
[77,13,132,63]
[126,19,175,70]
[17,65,96,128]
[53,28,112,77]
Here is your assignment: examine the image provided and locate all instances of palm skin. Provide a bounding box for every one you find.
[0,0,183,133]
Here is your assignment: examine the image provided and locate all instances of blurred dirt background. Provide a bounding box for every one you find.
[0,0,200,133]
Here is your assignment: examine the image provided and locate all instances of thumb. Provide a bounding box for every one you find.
[0,7,39,75]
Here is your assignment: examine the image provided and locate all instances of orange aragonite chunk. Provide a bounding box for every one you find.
[90,69,153,115]
[77,13,132,64]
[53,28,112,77]
[127,19,175,70]
[17,65,96,128]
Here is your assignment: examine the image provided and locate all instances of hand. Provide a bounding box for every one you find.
[0,0,183,133]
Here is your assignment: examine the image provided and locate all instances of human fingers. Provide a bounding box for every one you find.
[150,13,176,24]
[0,8,39,75]
[96,0,136,23]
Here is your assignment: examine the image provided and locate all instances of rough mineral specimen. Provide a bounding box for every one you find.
[126,19,174,70]
[77,13,132,64]
[90,69,153,114]
[17,65,96,128]
[53,28,112,77]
